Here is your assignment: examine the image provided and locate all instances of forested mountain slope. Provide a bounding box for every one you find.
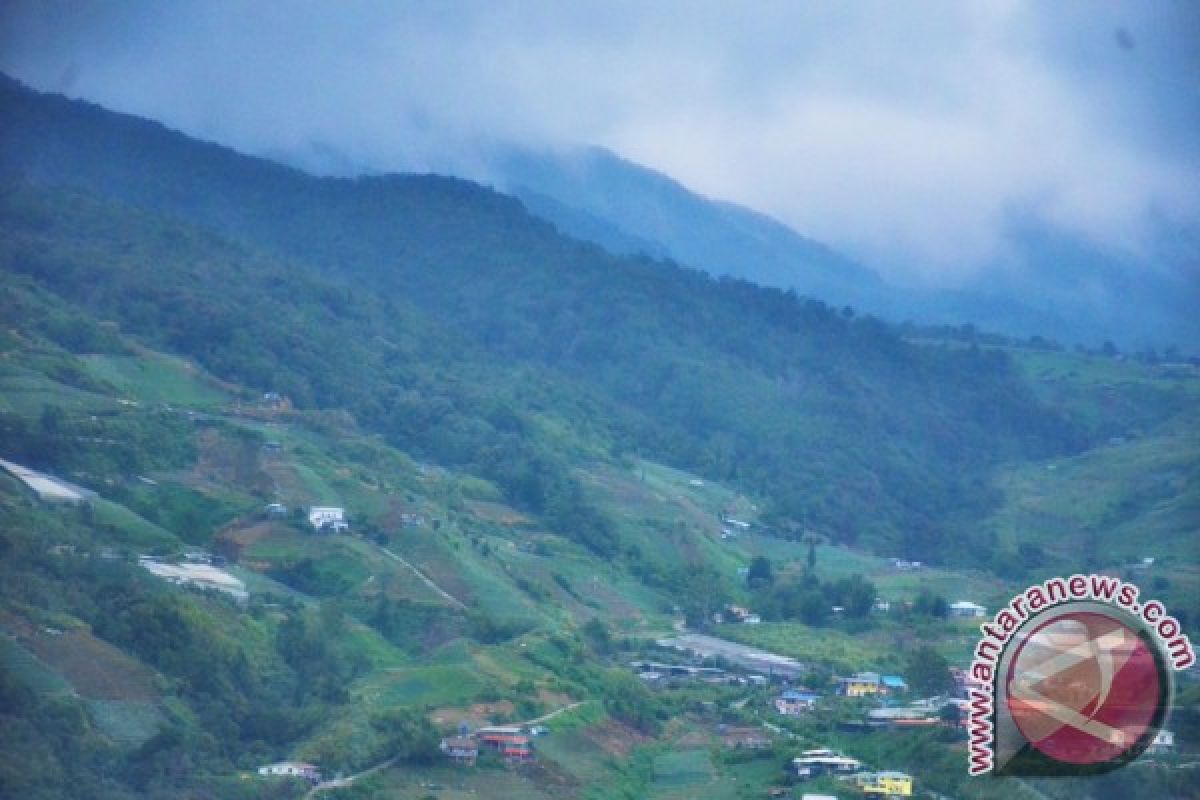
[0,77,1121,561]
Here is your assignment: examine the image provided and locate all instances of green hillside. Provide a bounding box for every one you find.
[0,75,1120,564]
[0,77,1196,800]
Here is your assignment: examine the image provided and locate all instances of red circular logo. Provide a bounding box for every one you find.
[1005,611,1164,765]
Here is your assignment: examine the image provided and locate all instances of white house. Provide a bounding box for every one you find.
[793,749,862,779]
[949,601,987,618]
[1148,729,1175,755]
[308,506,348,532]
[257,762,321,783]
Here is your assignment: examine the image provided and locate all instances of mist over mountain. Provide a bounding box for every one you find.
[281,135,1200,352]
[464,146,1200,352]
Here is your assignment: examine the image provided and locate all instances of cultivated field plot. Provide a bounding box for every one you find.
[20,627,159,702]
[357,664,485,709]
[88,699,164,745]
[0,634,72,695]
[0,364,122,416]
[987,411,1200,565]
[81,351,229,407]
[372,764,563,800]
[649,749,722,799]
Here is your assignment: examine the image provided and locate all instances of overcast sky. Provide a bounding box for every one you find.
[1,1,1197,283]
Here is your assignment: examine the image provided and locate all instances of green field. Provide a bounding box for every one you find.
[81,352,229,407]
[985,411,1200,567]
[0,635,72,695]
[91,498,182,549]
[361,664,487,708]
[88,700,164,745]
[0,364,121,416]
[650,749,717,797]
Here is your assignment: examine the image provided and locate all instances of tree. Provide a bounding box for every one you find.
[905,646,952,696]
[912,589,948,619]
[675,566,729,629]
[746,556,774,590]
[582,617,612,654]
[827,574,875,618]
[371,708,440,764]
[797,591,827,626]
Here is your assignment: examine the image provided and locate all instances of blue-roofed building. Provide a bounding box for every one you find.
[881,675,908,693]
[775,688,821,715]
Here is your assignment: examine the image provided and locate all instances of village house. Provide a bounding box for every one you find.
[949,665,987,698]
[857,770,913,797]
[865,705,940,729]
[440,736,479,765]
[835,672,906,697]
[476,726,535,763]
[261,392,291,411]
[308,506,348,532]
[720,726,772,750]
[637,669,666,687]
[1148,729,1175,756]
[265,502,288,518]
[775,688,820,715]
[257,761,321,784]
[182,548,211,564]
[723,605,762,625]
[792,748,862,779]
[629,661,727,684]
[949,600,987,618]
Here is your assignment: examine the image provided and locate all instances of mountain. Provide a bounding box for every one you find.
[484,146,886,308]
[465,146,1200,352]
[0,73,1096,562]
[1,196,1195,800]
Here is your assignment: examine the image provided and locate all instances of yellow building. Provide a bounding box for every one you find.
[859,771,913,797]
[836,672,884,697]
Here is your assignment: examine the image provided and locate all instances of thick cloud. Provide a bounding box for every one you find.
[1,0,1196,282]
